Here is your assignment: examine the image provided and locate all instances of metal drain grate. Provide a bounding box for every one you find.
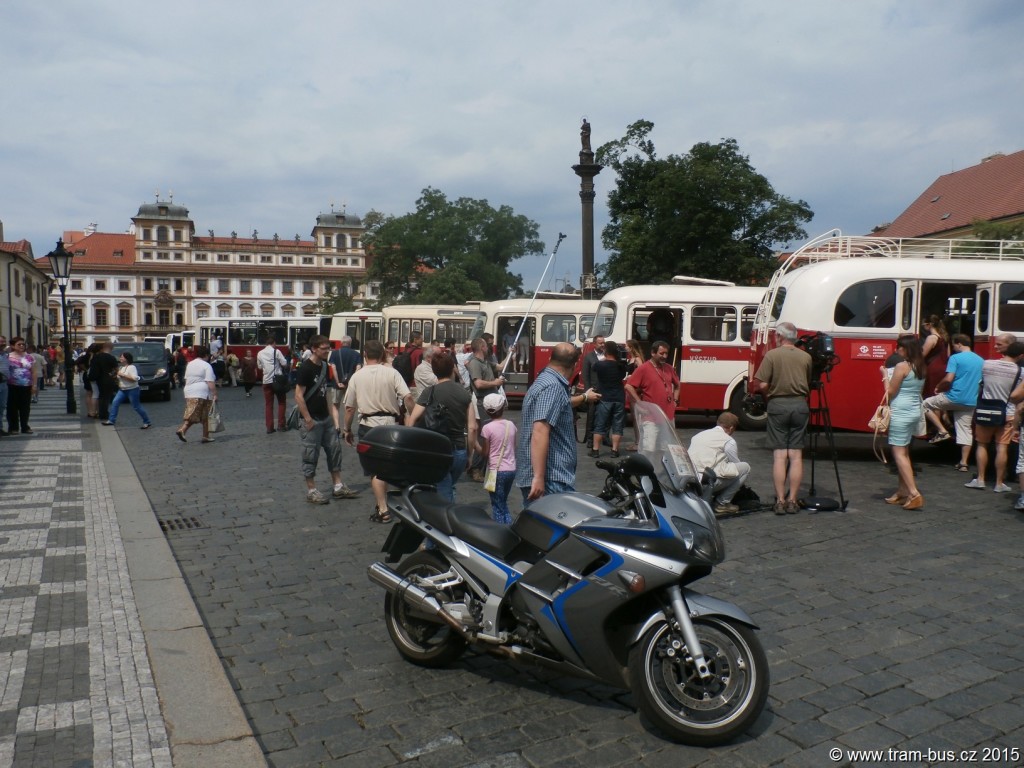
[159,516,206,533]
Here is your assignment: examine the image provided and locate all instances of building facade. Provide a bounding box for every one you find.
[0,223,52,346]
[33,199,377,345]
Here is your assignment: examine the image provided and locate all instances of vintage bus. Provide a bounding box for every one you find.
[328,310,383,350]
[469,296,600,399]
[590,278,767,427]
[195,315,331,358]
[382,304,481,349]
[750,233,1024,432]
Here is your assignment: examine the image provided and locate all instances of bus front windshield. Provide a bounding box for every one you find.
[592,302,615,339]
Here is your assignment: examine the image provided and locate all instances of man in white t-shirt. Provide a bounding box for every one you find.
[256,337,289,433]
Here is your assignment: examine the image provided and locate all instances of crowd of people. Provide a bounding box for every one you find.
[10,312,1022,525]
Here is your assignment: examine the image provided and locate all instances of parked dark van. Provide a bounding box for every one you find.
[111,342,172,401]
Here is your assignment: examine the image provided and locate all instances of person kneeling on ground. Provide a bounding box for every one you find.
[686,412,751,515]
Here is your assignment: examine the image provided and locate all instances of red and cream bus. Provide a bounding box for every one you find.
[196,315,331,358]
[328,310,383,350]
[590,278,767,427]
[751,233,1024,432]
[382,304,480,349]
[468,296,600,399]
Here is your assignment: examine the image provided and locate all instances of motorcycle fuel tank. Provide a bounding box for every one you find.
[513,493,615,553]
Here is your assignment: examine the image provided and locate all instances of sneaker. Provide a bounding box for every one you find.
[306,488,330,505]
[964,478,986,490]
[714,502,740,515]
[993,483,1013,493]
[332,484,360,499]
[784,500,800,514]
[1015,495,1024,511]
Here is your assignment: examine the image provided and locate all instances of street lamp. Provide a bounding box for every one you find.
[46,239,77,415]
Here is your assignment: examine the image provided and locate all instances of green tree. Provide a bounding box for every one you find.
[596,121,813,286]
[364,188,542,305]
[316,279,359,315]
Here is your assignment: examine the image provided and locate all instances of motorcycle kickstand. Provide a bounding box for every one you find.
[667,585,712,680]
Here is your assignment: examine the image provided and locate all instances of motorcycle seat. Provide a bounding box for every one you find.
[409,489,522,558]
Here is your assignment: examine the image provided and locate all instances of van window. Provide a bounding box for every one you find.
[691,306,738,342]
[997,283,1024,333]
[834,280,896,328]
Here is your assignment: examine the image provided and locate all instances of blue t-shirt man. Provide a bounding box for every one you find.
[946,343,984,406]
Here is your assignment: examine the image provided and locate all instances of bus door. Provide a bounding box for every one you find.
[497,315,535,397]
[973,282,995,356]
[683,304,758,411]
[289,322,320,356]
[340,317,379,350]
[199,324,227,349]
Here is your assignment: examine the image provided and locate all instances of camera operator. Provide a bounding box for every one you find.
[752,322,813,515]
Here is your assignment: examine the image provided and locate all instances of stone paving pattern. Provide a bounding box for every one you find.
[0,390,171,768]
[102,384,1024,768]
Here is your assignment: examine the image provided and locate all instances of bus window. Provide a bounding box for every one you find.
[997,283,1024,333]
[423,320,433,343]
[834,280,896,328]
[691,306,738,342]
[769,288,787,322]
[388,319,399,344]
[259,321,287,345]
[740,306,757,341]
[228,320,259,345]
[592,303,615,338]
[400,320,411,344]
[977,288,991,334]
[580,314,595,341]
[541,314,575,343]
[900,287,915,331]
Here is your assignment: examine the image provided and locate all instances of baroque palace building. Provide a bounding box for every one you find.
[32,197,377,345]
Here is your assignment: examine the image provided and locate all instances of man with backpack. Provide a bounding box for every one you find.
[328,335,362,410]
[391,331,423,388]
[466,337,506,481]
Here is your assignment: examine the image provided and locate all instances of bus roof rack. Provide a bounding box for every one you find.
[670,275,737,286]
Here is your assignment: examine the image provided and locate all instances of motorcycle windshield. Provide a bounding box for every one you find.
[632,401,699,495]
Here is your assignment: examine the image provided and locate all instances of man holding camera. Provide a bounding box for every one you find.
[752,322,813,515]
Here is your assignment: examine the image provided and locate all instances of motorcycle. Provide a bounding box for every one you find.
[361,401,769,746]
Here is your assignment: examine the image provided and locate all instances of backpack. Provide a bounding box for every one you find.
[392,349,414,383]
[421,385,452,436]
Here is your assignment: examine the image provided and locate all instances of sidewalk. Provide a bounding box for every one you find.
[0,387,265,768]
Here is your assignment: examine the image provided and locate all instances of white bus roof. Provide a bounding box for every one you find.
[598,284,766,307]
[478,298,600,314]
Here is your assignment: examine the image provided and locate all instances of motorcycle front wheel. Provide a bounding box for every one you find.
[384,550,468,668]
[628,617,769,746]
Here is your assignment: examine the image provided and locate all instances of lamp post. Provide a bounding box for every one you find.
[46,239,77,415]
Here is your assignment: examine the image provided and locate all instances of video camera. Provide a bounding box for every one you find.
[796,332,839,379]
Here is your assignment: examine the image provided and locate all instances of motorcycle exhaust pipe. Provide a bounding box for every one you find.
[367,562,471,638]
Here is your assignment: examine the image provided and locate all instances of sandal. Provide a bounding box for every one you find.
[928,432,951,444]
[954,463,970,472]
[368,508,392,524]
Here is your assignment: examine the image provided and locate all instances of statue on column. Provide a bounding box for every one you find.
[580,119,591,153]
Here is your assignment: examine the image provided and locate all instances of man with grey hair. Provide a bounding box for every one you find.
[412,344,438,400]
[753,321,813,515]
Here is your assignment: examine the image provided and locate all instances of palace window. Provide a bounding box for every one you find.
[118,280,130,291]
[119,309,131,327]
[95,308,108,326]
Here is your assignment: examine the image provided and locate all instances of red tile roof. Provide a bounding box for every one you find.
[32,232,135,270]
[873,149,1024,238]
[0,239,34,259]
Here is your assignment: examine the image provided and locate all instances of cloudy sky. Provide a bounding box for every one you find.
[3,1,1021,291]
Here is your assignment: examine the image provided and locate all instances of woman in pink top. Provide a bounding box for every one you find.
[479,393,517,524]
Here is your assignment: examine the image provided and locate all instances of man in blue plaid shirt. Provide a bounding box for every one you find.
[515,342,600,504]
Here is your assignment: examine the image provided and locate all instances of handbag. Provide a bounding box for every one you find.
[974,367,1021,427]
[484,422,510,493]
[868,391,890,464]
[271,350,291,395]
[209,401,225,433]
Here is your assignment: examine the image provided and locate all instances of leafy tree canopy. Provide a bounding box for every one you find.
[364,188,543,306]
[316,279,359,315]
[596,120,813,286]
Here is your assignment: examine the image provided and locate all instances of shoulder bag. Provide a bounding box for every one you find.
[868,390,890,464]
[975,366,1022,427]
[271,350,292,394]
[286,362,329,431]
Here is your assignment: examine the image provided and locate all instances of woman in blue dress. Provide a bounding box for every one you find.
[883,336,926,509]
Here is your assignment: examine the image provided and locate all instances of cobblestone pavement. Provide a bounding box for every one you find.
[107,386,1024,766]
[0,388,171,768]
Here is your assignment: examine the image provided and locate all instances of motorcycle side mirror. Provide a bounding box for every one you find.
[622,453,655,476]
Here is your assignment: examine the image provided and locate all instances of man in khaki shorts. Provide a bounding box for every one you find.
[752,322,812,515]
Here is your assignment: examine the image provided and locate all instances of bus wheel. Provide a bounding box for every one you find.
[730,386,766,431]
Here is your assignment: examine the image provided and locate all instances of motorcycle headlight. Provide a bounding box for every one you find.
[671,517,725,563]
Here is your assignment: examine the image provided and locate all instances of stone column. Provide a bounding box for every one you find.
[572,119,603,299]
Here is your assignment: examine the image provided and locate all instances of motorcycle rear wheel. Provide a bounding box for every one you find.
[628,617,768,746]
[384,551,468,668]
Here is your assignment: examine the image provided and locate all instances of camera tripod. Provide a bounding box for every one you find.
[803,377,849,511]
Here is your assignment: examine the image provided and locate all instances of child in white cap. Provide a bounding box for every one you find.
[479,392,517,524]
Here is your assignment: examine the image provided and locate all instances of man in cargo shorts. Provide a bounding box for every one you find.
[342,339,415,523]
[753,322,812,515]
